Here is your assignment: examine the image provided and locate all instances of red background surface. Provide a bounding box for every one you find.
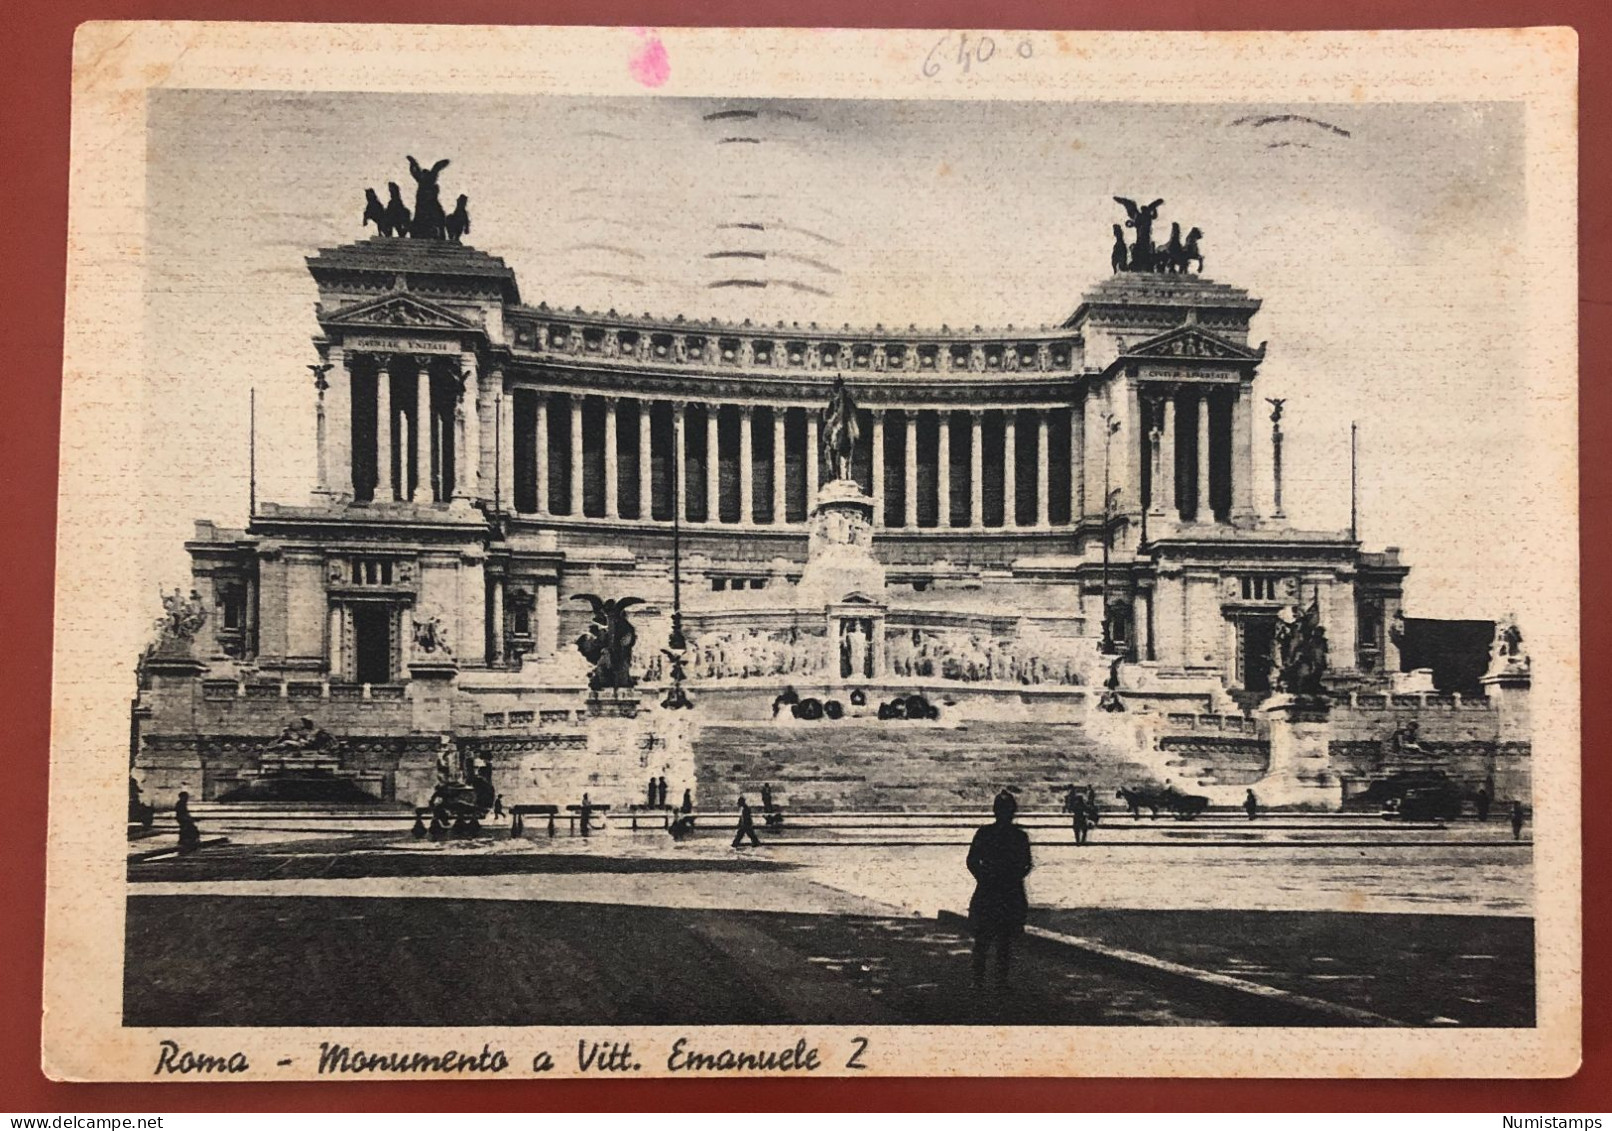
[0,0,1604,1112]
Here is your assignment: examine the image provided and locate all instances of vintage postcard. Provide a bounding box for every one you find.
[45,24,1579,1079]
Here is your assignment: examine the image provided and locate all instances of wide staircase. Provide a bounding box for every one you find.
[693,719,1158,812]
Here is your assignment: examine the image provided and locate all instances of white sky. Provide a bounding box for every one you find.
[145,91,1531,619]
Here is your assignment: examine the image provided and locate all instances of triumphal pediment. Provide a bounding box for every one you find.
[322,291,478,333]
[1122,324,1265,364]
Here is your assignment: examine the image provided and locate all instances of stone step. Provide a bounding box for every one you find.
[693,721,1156,812]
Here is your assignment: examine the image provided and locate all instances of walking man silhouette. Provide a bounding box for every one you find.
[966,790,1033,988]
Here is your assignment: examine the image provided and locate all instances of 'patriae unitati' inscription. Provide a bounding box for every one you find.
[344,335,460,354]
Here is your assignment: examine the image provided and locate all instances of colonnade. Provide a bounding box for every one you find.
[317,347,480,507]
[1141,384,1255,524]
[311,348,1256,529]
[495,393,1090,530]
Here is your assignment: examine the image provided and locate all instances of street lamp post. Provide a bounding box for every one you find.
[1100,412,1121,655]
[663,412,693,709]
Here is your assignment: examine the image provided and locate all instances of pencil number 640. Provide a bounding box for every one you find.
[922,32,1033,79]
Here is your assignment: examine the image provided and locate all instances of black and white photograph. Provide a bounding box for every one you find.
[44,24,1579,1079]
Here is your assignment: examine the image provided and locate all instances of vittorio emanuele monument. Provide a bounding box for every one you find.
[130,165,1531,820]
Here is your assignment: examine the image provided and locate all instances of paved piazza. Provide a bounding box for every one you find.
[126,812,1533,1029]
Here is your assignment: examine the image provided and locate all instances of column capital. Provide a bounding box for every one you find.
[602,394,621,408]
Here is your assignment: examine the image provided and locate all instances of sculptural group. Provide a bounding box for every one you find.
[819,376,861,482]
[152,587,208,647]
[573,594,644,691]
[362,157,471,242]
[1270,598,1330,700]
[1112,197,1204,274]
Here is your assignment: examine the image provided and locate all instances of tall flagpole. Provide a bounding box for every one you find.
[1349,421,1358,542]
[249,387,257,519]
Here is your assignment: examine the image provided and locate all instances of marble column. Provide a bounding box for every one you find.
[705,405,721,522]
[1083,390,1106,525]
[412,363,431,503]
[904,411,918,528]
[673,403,689,522]
[638,398,653,521]
[1036,410,1051,528]
[772,407,787,524]
[536,583,559,659]
[603,396,620,519]
[969,410,984,527]
[569,393,585,517]
[1147,400,1164,517]
[326,346,353,500]
[1196,391,1212,522]
[457,353,479,503]
[1071,397,1085,523]
[937,411,952,528]
[806,412,820,500]
[1155,392,1176,519]
[533,393,549,516]
[870,409,885,526]
[327,604,343,677]
[314,367,328,495]
[375,359,393,502]
[1231,384,1256,522]
[739,405,755,524]
[490,579,505,664]
[497,387,514,512]
[1003,411,1018,527]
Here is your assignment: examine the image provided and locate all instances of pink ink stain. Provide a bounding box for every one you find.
[628,28,670,88]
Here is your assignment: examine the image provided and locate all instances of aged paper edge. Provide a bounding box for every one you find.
[45,22,1581,1081]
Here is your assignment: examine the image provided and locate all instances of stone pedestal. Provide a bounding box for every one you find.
[586,687,640,719]
[1480,666,1531,744]
[543,694,694,814]
[1255,694,1341,809]
[134,646,209,806]
[408,658,459,733]
[795,480,886,608]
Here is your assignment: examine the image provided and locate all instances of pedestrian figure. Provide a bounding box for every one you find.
[1510,800,1525,841]
[657,776,668,807]
[732,795,761,848]
[966,790,1033,989]
[1071,795,1092,845]
[493,793,505,819]
[1244,789,1259,820]
[1085,783,1098,815]
[761,782,774,812]
[681,788,694,815]
[647,777,657,807]
[1475,786,1492,822]
[175,790,202,853]
[580,791,594,838]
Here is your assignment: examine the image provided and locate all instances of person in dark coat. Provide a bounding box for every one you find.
[681,788,693,815]
[658,776,668,807]
[1244,789,1259,820]
[647,777,658,807]
[1510,800,1525,841]
[966,790,1033,987]
[175,791,202,853]
[732,796,761,848]
[493,793,505,819]
[761,782,774,812]
[1071,795,1092,845]
[1475,786,1492,821]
